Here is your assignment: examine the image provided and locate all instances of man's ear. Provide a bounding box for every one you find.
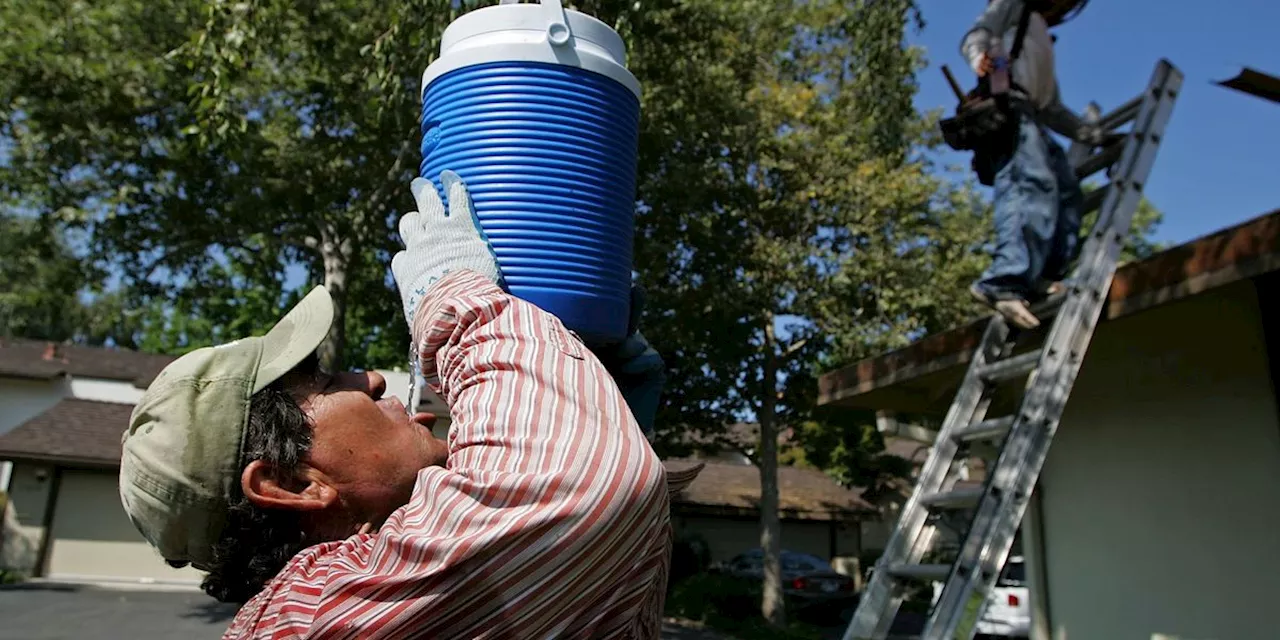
[241,460,338,511]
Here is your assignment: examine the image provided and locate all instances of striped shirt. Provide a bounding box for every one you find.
[224,271,687,639]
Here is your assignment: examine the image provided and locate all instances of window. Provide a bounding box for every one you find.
[998,561,1026,587]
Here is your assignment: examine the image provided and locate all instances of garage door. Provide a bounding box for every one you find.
[45,469,204,583]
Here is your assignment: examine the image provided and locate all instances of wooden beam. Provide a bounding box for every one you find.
[875,411,939,444]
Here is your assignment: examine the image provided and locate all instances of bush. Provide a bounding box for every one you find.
[665,572,826,640]
[667,572,758,620]
[668,533,713,590]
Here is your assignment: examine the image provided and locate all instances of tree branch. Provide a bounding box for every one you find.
[782,338,808,357]
[359,133,417,229]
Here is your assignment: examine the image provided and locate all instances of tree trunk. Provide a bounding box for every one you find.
[760,313,785,627]
[317,231,352,372]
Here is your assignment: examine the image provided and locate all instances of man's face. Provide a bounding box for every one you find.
[289,368,447,528]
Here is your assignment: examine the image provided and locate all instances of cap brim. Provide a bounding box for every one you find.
[253,285,335,393]
[662,460,705,496]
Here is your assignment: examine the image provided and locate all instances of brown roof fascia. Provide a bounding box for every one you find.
[1216,67,1280,105]
[818,207,1280,407]
[0,452,122,470]
[0,367,68,382]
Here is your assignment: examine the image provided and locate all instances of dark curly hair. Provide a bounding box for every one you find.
[173,355,320,604]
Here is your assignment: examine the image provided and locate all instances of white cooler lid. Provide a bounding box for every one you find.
[421,0,641,98]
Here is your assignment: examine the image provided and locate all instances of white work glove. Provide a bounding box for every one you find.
[391,170,505,329]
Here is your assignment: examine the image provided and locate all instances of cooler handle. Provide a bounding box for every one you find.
[498,0,572,47]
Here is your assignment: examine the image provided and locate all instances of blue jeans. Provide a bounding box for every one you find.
[974,111,1083,300]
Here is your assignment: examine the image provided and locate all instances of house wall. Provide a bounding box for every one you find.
[1036,281,1280,640]
[0,378,67,436]
[43,469,203,584]
[0,462,54,574]
[674,514,862,566]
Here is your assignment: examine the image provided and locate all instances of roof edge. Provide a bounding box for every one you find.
[818,207,1280,407]
[0,452,122,470]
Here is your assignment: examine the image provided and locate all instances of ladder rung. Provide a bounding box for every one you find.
[888,563,951,582]
[1101,94,1143,130]
[976,349,1041,384]
[953,415,1015,443]
[1074,142,1124,180]
[1029,291,1067,318]
[921,486,985,510]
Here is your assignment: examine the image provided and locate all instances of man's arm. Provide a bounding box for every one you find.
[310,173,673,638]
[1040,79,1102,143]
[960,0,1025,75]
[412,269,662,484]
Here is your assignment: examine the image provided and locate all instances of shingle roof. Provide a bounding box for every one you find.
[0,339,175,387]
[0,399,134,465]
[665,459,874,520]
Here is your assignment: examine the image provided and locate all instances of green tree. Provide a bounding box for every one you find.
[616,0,998,626]
[0,214,94,342]
[0,212,157,347]
[1082,181,1166,263]
[0,0,456,370]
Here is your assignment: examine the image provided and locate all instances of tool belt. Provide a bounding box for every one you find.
[940,89,1027,186]
[940,92,1015,152]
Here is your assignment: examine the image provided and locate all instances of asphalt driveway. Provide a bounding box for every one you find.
[0,583,737,639]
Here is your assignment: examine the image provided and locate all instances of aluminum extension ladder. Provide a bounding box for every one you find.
[844,59,1183,640]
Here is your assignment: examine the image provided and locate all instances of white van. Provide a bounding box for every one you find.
[930,555,1030,638]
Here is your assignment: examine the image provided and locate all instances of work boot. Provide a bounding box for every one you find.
[969,283,1041,330]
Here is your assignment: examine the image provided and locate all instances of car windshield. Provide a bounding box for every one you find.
[997,561,1026,587]
[732,550,833,573]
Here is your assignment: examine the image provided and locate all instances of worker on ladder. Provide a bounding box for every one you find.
[962,0,1104,329]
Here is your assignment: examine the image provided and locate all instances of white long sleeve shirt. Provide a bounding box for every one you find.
[960,0,1088,140]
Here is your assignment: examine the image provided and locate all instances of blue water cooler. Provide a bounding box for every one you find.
[419,0,641,345]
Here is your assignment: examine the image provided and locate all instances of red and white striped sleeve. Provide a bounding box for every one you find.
[225,270,675,639]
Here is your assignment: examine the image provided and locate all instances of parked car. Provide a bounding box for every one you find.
[717,548,857,616]
[930,555,1031,639]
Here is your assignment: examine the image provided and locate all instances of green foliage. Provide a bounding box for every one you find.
[665,573,825,640]
[790,411,915,503]
[0,213,145,346]
[0,0,457,369]
[1082,181,1166,264]
[0,214,92,342]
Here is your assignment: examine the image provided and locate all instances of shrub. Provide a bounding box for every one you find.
[665,572,826,640]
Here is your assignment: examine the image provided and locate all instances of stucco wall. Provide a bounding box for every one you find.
[1,462,54,574]
[45,469,204,583]
[1037,280,1280,640]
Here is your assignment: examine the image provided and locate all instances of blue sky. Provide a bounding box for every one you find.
[910,0,1280,247]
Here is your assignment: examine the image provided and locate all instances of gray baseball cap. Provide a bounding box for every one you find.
[119,286,334,570]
